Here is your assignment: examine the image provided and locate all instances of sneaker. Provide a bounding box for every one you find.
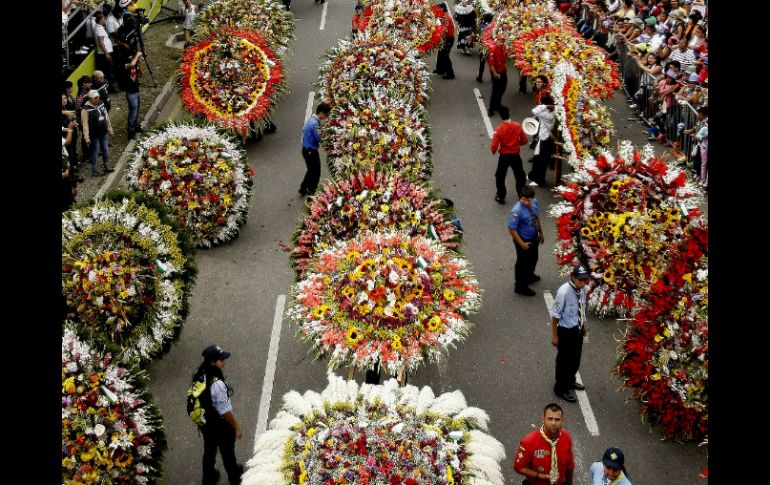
[628,103,638,109]
[571,382,586,391]
[528,181,539,187]
[514,287,536,296]
[104,167,115,173]
[555,389,577,403]
[475,76,483,83]
[494,196,505,205]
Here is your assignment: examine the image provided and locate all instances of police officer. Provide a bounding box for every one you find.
[550,265,592,403]
[196,345,242,485]
[507,185,543,296]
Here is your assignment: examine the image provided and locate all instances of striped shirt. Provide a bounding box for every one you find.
[667,48,697,73]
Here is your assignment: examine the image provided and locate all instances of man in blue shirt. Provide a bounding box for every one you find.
[299,102,331,196]
[507,186,543,296]
[589,447,632,485]
[550,265,592,403]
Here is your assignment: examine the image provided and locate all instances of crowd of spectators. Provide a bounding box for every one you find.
[571,0,708,188]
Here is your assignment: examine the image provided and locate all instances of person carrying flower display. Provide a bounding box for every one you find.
[352,3,363,34]
[195,345,243,485]
[491,106,528,204]
[476,11,494,82]
[507,185,543,297]
[433,2,456,79]
[513,403,575,485]
[299,102,331,197]
[487,34,509,117]
[588,448,632,485]
[550,265,591,403]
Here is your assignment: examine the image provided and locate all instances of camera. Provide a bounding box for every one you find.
[134,8,150,26]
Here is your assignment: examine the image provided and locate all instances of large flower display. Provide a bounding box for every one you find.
[288,232,481,374]
[360,0,446,54]
[550,142,703,317]
[62,191,196,363]
[482,1,565,50]
[616,227,708,441]
[551,63,614,166]
[512,27,620,99]
[291,169,462,277]
[318,36,430,107]
[194,0,296,57]
[178,30,285,136]
[322,94,432,179]
[62,328,166,484]
[127,123,253,248]
[242,374,506,485]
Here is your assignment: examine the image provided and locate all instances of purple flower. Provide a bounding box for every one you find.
[193,172,203,181]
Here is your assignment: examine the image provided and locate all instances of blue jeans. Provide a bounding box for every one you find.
[126,92,140,136]
[90,133,110,172]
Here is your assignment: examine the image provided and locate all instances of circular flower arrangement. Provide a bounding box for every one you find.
[322,94,432,180]
[482,1,566,51]
[616,227,708,441]
[194,0,296,56]
[291,168,461,277]
[360,0,446,54]
[551,63,614,165]
[62,328,166,484]
[178,29,285,136]
[512,27,620,99]
[318,36,430,107]
[287,232,481,373]
[550,141,704,317]
[243,374,506,485]
[62,191,196,363]
[127,123,253,248]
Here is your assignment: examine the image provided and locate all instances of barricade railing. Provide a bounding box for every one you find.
[62,3,106,71]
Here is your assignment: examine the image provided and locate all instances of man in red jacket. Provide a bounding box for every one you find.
[487,34,508,116]
[490,106,528,204]
[514,403,575,485]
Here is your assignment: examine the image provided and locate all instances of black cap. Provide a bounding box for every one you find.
[571,265,591,280]
[602,447,625,470]
[202,345,231,361]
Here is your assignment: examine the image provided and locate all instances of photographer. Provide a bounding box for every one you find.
[118,49,144,140]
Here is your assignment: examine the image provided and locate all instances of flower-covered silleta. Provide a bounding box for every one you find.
[318,36,430,107]
[512,27,620,99]
[483,1,565,50]
[616,227,708,441]
[360,0,446,54]
[62,193,196,363]
[291,169,461,277]
[62,328,166,484]
[288,232,481,373]
[179,30,285,136]
[194,0,296,57]
[551,63,614,165]
[323,95,432,179]
[242,374,506,485]
[550,142,703,316]
[127,123,253,248]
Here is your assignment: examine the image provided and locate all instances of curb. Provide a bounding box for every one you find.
[95,77,177,199]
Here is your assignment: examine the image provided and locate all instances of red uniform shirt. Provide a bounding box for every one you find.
[488,43,507,74]
[352,13,361,32]
[444,12,455,37]
[513,428,575,485]
[491,120,528,155]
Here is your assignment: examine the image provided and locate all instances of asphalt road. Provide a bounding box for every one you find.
[146,1,708,483]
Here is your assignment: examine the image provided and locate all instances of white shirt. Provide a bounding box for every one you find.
[532,105,554,141]
[94,24,113,54]
[105,14,122,35]
[210,379,233,416]
[183,4,197,30]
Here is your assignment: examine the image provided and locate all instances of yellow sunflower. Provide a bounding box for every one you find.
[346,327,362,347]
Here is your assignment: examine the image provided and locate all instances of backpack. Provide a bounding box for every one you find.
[186,369,218,427]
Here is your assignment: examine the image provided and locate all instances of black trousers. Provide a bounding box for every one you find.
[202,421,240,485]
[489,71,508,115]
[528,137,553,186]
[514,238,538,289]
[554,326,583,394]
[435,36,455,76]
[495,153,525,199]
[519,74,528,94]
[478,53,487,80]
[300,148,321,194]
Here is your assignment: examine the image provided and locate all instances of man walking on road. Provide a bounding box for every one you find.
[487,34,509,116]
[507,186,543,296]
[550,265,592,403]
[514,403,575,484]
[491,107,528,204]
[299,102,331,197]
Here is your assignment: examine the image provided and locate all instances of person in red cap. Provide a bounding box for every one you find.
[196,345,243,485]
[513,403,575,484]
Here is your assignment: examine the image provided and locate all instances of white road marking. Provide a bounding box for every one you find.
[255,294,287,437]
[542,294,600,437]
[320,2,328,30]
[473,88,494,139]
[301,91,315,144]
[543,290,554,326]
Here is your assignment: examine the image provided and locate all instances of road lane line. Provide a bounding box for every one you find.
[255,294,286,437]
[542,294,600,437]
[473,88,494,139]
[320,2,328,30]
[301,91,315,144]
